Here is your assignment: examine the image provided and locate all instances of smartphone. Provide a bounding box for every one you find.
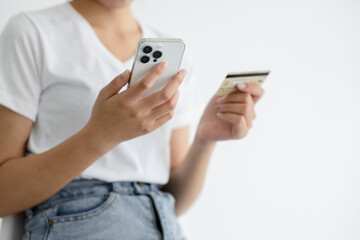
[128,38,186,97]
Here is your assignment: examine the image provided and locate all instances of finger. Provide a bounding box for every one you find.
[98,70,130,101]
[237,83,264,103]
[216,113,248,138]
[216,92,254,105]
[152,111,174,130]
[143,69,186,108]
[130,62,168,99]
[216,103,254,127]
[149,90,179,119]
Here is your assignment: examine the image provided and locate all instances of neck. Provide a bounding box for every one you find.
[70,0,138,35]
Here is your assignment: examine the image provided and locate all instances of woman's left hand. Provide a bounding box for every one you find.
[195,83,264,144]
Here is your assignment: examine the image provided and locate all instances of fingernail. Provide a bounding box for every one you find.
[121,70,128,79]
[179,69,187,77]
[159,62,168,70]
[216,96,226,104]
[238,83,246,90]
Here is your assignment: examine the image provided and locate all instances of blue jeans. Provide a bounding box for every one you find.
[22,179,186,240]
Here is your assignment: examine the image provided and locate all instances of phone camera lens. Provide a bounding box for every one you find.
[153,51,162,59]
[143,46,153,54]
[140,56,150,63]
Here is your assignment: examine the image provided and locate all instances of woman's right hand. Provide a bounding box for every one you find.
[84,62,187,151]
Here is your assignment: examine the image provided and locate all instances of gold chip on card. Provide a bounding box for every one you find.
[216,70,270,96]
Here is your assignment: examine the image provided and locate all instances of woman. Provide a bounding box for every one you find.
[0,0,264,239]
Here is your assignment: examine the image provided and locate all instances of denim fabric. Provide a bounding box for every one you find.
[22,179,186,240]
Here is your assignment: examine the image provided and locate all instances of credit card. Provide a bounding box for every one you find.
[216,70,270,96]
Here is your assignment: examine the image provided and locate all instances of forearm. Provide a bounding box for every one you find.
[0,125,112,217]
[162,136,216,216]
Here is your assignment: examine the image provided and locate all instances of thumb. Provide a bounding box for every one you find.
[99,70,130,101]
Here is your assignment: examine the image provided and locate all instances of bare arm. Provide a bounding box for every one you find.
[0,105,109,217]
[163,83,264,216]
[163,127,215,216]
[0,64,186,217]
[169,127,190,174]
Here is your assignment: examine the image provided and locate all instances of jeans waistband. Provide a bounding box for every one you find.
[26,179,160,218]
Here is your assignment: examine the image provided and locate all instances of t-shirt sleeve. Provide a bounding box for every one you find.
[0,13,42,122]
[170,49,197,129]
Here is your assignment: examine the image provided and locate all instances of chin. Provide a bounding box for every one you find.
[97,0,133,8]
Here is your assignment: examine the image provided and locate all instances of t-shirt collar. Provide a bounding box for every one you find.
[65,1,148,70]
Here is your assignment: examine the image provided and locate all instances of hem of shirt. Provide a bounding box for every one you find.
[75,175,169,185]
[171,122,191,130]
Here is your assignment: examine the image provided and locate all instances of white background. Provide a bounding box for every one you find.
[1,0,360,239]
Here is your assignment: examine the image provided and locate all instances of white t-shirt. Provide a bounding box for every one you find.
[0,2,195,184]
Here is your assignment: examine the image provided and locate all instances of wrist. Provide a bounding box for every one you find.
[193,133,217,151]
[79,123,119,157]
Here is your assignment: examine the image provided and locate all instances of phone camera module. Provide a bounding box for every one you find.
[140,56,150,63]
[143,46,153,54]
[153,51,162,59]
